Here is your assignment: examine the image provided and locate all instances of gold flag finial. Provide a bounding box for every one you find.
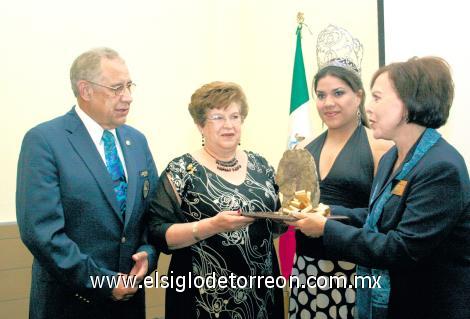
[297,12,304,24]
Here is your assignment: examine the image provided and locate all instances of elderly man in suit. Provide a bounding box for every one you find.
[16,47,158,319]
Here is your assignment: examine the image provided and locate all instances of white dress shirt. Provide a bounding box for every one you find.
[75,105,128,178]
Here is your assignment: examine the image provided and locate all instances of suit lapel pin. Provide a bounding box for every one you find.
[143,180,150,199]
[125,140,131,146]
[392,180,408,196]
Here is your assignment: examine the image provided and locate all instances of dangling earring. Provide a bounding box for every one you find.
[201,135,205,146]
[357,109,362,127]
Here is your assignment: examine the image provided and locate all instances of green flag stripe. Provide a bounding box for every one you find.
[290,25,309,114]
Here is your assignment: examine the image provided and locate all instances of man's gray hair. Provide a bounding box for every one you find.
[70,47,122,97]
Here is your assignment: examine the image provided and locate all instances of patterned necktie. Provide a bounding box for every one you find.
[102,130,127,218]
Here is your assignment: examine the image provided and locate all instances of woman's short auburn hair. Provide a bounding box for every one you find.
[188,81,248,126]
[371,56,454,129]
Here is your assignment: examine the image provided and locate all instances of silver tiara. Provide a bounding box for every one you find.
[316,25,363,76]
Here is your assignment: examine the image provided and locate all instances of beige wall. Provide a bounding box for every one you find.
[384,0,470,165]
[1,0,381,222]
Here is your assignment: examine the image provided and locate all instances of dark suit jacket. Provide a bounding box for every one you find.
[317,138,470,319]
[16,107,158,319]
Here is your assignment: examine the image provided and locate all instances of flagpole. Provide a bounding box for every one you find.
[279,12,314,279]
[297,12,304,25]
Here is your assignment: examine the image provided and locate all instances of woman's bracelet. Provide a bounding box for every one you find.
[192,221,201,241]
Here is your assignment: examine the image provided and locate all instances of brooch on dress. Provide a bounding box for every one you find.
[186,163,197,175]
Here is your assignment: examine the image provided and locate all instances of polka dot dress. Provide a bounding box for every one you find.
[290,126,374,318]
[289,255,357,319]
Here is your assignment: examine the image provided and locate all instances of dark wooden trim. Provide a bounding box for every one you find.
[0,222,20,240]
[377,0,385,66]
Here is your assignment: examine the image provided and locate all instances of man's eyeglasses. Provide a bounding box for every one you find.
[86,80,136,96]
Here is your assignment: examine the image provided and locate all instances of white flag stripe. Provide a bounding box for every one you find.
[287,101,313,149]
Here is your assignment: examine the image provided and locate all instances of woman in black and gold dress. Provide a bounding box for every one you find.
[148,81,285,319]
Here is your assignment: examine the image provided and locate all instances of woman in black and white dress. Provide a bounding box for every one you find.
[148,81,285,319]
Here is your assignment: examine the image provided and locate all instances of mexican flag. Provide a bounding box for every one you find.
[279,24,313,278]
[287,24,312,149]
